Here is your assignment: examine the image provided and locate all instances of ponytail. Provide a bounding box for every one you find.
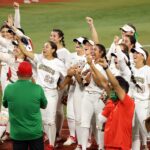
[52,29,66,47]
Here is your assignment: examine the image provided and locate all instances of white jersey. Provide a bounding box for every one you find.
[82,63,107,93]
[0,36,14,53]
[69,52,86,68]
[132,65,150,100]
[34,54,67,89]
[0,52,24,82]
[56,47,71,69]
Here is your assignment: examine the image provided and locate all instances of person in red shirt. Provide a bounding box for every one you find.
[87,56,135,150]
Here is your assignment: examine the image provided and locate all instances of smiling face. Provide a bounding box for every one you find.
[83,42,93,57]
[75,42,84,54]
[133,51,145,64]
[49,31,62,45]
[93,45,102,60]
[42,42,54,58]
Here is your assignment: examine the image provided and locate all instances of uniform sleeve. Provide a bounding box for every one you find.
[15,29,30,40]
[102,100,114,118]
[0,52,12,64]
[95,64,108,79]
[33,54,42,64]
[106,42,116,61]
[0,36,14,52]
[40,87,47,109]
[121,94,134,107]
[147,66,150,84]
[58,61,67,77]
[14,8,21,28]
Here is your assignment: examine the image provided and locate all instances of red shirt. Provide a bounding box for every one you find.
[103,94,135,150]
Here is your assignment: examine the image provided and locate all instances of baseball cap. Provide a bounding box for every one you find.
[17,61,32,77]
[120,24,135,33]
[131,47,147,60]
[83,39,94,46]
[73,37,85,44]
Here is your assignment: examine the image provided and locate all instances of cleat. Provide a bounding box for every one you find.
[63,136,76,146]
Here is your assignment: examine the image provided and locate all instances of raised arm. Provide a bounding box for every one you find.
[86,17,100,44]
[18,40,34,59]
[87,55,110,94]
[13,2,21,28]
[99,58,126,101]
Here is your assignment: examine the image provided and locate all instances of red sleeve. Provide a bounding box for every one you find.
[102,100,115,118]
[121,94,134,107]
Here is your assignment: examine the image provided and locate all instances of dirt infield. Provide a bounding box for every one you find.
[0,0,72,6]
[1,119,150,150]
[0,119,98,150]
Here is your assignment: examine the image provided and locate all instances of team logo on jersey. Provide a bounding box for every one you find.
[39,64,55,75]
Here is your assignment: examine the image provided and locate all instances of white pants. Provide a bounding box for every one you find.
[67,85,75,120]
[132,99,149,150]
[41,89,58,125]
[81,91,105,128]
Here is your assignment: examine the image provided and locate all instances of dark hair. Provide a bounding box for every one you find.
[0,24,10,31]
[141,48,149,64]
[96,44,106,58]
[17,28,25,34]
[52,29,65,47]
[48,41,57,58]
[116,76,129,93]
[119,43,128,54]
[125,35,136,49]
[124,48,142,90]
[127,23,136,32]
[95,44,109,62]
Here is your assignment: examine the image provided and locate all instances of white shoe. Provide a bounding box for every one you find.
[24,0,31,3]
[63,136,76,146]
[1,132,10,141]
[74,145,82,150]
[87,139,92,148]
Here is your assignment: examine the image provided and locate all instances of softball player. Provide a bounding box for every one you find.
[130,47,150,150]
[63,37,87,147]
[19,40,68,149]
[80,44,108,150]
[49,29,71,142]
[0,40,32,140]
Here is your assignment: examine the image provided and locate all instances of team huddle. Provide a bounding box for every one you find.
[0,2,150,150]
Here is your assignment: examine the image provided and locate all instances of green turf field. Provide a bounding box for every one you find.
[0,0,150,52]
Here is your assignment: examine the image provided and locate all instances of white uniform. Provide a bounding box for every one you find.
[107,39,142,76]
[33,54,66,146]
[132,65,150,150]
[0,52,24,138]
[33,54,67,124]
[81,63,107,150]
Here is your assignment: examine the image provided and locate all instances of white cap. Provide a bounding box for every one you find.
[73,37,85,44]
[83,39,94,46]
[131,47,147,60]
[120,24,135,33]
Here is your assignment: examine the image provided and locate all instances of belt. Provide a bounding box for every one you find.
[86,90,100,94]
